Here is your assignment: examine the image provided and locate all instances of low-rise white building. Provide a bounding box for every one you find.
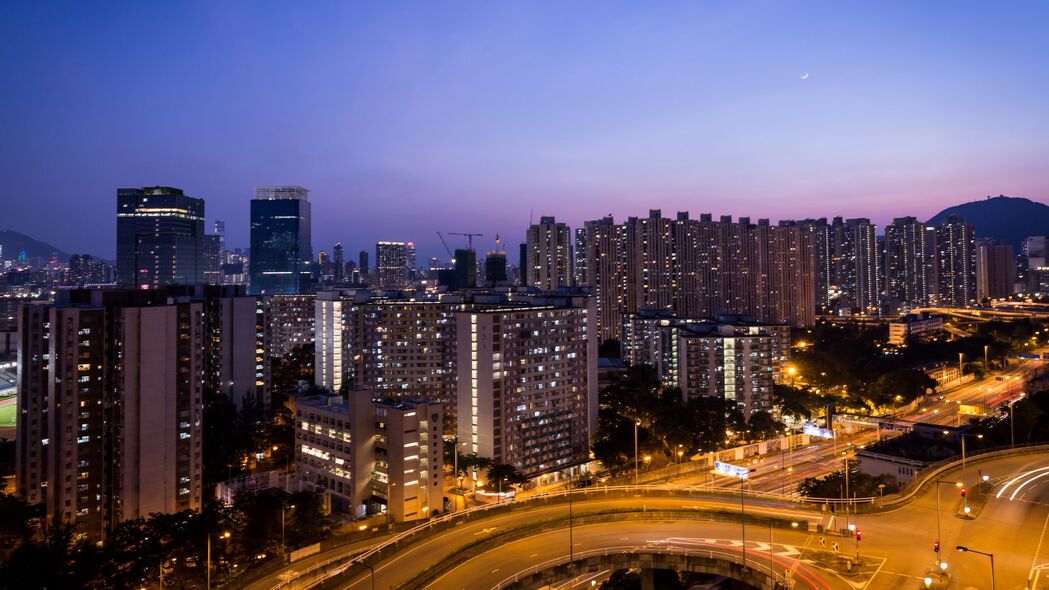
[294,391,443,521]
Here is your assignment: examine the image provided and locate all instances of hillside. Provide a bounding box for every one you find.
[928,195,1049,247]
[0,229,70,261]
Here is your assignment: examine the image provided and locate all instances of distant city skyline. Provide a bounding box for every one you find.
[2,2,1048,260]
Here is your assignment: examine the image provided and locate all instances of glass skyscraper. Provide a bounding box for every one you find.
[116,186,205,289]
[249,186,313,295]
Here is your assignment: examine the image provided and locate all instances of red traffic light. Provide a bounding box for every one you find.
[960,487,967,497]
[855,530,863,541]
[933,541,940,552]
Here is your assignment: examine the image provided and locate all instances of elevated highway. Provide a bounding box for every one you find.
[253,449,1049,590]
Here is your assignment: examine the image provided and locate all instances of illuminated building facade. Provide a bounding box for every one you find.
[16,290,204,542]
[456,294,597,478]
[116,186,205,289]
[249,186,313,295]
[526,216,574,290]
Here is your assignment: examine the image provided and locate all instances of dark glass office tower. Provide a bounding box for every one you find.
[249,186,313,295]
[116,186,205,289]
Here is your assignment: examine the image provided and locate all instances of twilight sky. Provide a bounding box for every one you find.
[2,1,1048,261]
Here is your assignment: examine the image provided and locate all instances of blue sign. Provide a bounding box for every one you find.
[714,461,750,479]
[802,423,834,439]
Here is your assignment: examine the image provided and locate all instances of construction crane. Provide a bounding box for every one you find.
[448,232,484,250]
[436,232,454,259]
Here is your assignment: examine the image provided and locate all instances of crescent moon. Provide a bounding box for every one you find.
[800,72,809,80]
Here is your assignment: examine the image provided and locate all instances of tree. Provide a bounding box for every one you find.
[865,368,938,407]
[598,338,622,359]
[0,438,13,478]
[283,490,333,550]
[272,343,315,392]
[485,463,528,489]
[742,410,782,441]
[0,493,40,563]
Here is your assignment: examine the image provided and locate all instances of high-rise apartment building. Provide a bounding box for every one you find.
[678,323,775,416]
[116,186,205,289]
[375,241,409,289]
[526,216,573,289]
[456,294,597,478]
[976,241,1014,301]
[16,290,204,541]
[884,217,935,309]
[831,218,880,315]
[796,218,832,312]
[576,211,816,341]
[249,186,312,295]
[577,217,628,341]
[166,285,271,408]
[936,215,976,307]
[315,290,456,415]
[264,294,315,359]
[621,311,786,416]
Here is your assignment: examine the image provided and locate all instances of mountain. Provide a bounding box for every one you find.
[0,229,71,262]
[927,195,1049,247]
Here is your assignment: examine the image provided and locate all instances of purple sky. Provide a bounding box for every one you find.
[2,1,1047,260]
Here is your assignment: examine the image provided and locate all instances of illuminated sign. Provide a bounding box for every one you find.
[802,422,834,438]
[714,461,750,479]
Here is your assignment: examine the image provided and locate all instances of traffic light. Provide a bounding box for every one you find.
[855,530,863,542]
[933,540,940,552]
[960,486,967,498]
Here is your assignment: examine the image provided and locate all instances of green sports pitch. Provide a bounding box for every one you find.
[0,402,15,428]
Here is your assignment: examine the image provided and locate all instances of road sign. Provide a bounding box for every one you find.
[714,461,750,479]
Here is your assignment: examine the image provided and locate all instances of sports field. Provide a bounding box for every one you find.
[0,401,15,427]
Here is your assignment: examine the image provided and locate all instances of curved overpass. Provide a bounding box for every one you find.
[260,450,1049,590]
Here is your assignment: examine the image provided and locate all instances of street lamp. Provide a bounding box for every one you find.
[956,546,996,590]
[960,433,983,481]
[355,561,376,590]
[281,503,296,557]
[933,480,963,576]
[633,421,641,486]
[206,531,231,590]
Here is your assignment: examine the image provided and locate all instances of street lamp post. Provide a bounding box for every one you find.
[356,561,376,590]
[961,433,983,482]
[634,421,640,486]
[281,503,296,557]
[933,480,962,576]
[206,531,231,590]
[1010,399,1017,449]
[956,546,995,590]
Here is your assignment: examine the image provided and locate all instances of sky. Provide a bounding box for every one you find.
[2,1,1048,261]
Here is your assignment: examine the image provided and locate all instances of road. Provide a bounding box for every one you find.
[669,356,1041,496]
[321,450,1049,590]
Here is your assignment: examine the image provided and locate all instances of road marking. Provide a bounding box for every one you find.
[997,466,1049,499]
[1010,470,1049,501]
[1029,509,1049,590]
[473,527,499,536]
[490,568,499,574]
[528,553,539,558]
